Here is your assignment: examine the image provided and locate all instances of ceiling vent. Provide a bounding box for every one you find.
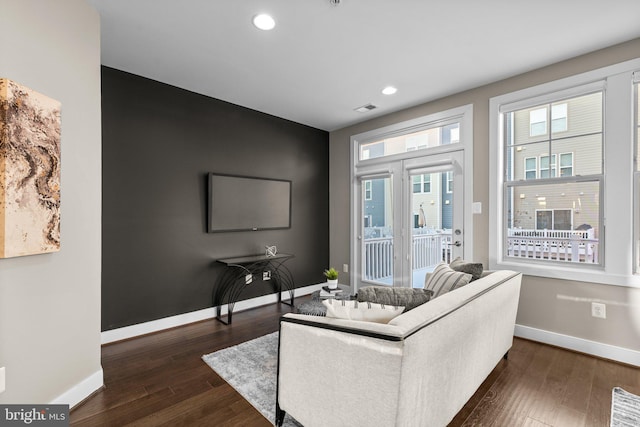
[354,103,377,113]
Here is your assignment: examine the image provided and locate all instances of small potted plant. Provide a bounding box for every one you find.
[324,267,339,289]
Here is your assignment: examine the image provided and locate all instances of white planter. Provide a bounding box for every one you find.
[327,279,338,289]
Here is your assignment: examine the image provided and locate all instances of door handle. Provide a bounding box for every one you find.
[447,241,462,247]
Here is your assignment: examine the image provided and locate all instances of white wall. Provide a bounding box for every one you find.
[0,0,102,405]
[330,38,640,365]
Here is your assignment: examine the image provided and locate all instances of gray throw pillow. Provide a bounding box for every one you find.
[357,286,433,312]
[449,257,484,281]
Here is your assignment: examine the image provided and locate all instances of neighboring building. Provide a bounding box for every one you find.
[506,92,602,237]
[363,124,459,233]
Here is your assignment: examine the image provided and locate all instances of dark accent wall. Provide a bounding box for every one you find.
[101,67,329,331]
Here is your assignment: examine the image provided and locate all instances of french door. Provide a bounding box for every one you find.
[355,151,465,289]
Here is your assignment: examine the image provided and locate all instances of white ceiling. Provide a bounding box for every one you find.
[88,0,640,132]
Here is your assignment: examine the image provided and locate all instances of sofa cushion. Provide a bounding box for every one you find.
[424,262,472,298]
[322,299,404,323]
[449,257,484,281]
[357,286,433,312]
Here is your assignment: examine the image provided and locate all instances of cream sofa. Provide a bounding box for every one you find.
[275,270,522,427]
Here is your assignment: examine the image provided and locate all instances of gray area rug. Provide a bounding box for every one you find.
[202,332,302,426]
[611,387,640,427]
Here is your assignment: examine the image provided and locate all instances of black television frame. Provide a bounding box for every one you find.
[208,173,292,233]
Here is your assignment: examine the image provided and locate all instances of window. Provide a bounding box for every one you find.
[529,104,568,136]
[560,153,573,176]
[412,174,431,193]
[530,108,547,136]
[525,157,537,179]
[504,91,602,265]
[491,59,640,287]
[552,103,568,133]
[535,209,572,230]
[539,154,557,178]
[359,120,461,160]
[364,180,372,200]
[446,171,453,193]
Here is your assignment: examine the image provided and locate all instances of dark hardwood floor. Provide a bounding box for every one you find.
[71,300,640,426]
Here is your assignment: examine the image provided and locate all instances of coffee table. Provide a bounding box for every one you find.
[296,284,354,316]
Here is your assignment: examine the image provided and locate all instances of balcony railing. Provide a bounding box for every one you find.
[363,230,452,281]
[507,228,598,263]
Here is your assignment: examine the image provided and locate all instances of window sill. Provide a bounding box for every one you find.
[490,258,640,288]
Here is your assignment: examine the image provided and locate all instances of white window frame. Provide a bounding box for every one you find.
[490,58,640,288]
[559,152,574,177]
[412,174,431,193]
[351,104,474,286]
[634,73,640,273]
[529,107,547,136]
[364,180,372,200]
[552,103,568,133]
[446,171,453,193]
[524,157,537,179]
[535,208,573,230]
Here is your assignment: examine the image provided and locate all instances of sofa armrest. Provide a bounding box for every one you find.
[277,314,405,426]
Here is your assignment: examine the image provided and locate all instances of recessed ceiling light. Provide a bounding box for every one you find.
[382,86,397,95]
[253,14,276,31]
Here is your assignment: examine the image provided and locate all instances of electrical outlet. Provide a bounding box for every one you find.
[0,366,5,394]
[591,302,606,319]
[245,274,253,285]
[263,270,271,280]
[343,264,349,273]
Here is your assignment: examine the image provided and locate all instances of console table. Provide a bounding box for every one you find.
[212,253,295,325]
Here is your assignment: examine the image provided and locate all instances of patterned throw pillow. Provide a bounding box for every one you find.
[424,262,472,298]
[322,299,404,324]
[357,286,433,312]
[449,257,484,281]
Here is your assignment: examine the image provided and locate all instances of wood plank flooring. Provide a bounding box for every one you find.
[71,300,640,426]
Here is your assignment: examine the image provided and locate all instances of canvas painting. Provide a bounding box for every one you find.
[0,78,61,258]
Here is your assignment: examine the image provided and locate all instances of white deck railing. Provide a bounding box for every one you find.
[363,228,599,282]
[507,228,598,263]
[364,230,452,281]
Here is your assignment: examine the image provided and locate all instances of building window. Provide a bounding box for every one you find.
[529,103,568,137]
[364,180,372,200]
[530,108,547,136]
[552,103,568,133]
[560,152,574,177]
[524,157,537,179]
[412,174,431,193]
[491,59,640,286]
[536,209,572,230]
[539,154,557,178]
[446,171,453,193]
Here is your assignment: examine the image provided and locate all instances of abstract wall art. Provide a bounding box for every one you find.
[0,78,61,258]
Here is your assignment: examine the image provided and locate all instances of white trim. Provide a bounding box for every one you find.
[50,368,104,409]
[514,324,640,367]
[101,283,325,345]
[490,58,640,288]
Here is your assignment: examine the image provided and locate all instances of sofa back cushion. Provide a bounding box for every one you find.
[424,262,472,298]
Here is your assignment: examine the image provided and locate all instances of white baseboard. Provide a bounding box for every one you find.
[101,283,326,345]
[50,368,103,408]
[515,324,640,367]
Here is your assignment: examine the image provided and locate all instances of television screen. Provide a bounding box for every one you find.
[208,173,292,232]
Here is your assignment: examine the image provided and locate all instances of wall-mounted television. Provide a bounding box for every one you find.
[208,173,292,232]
